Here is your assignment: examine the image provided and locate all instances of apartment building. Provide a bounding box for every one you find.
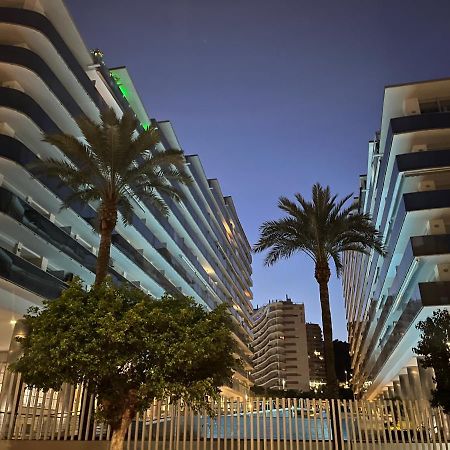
[306,323,326,392]
[0,0,253,397]
[342,78,450,400]
[252,299,310,392]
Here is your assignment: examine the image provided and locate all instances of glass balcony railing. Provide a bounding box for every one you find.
[0,246,66,299]
[0,186,126,284]
[146,192,250,311]
[411,234,450,256]
[111,233,178,294]
[419,281,450,307]
[369,290,422,380]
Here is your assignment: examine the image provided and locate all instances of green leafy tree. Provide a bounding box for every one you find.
[11,280,237,450]
[36,108,191,284]
[414,309,450,413]
[254,183,384,396]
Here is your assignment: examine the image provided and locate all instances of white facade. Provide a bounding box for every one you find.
[0,0,253,396]
[343,78,450,399]
[252,300,310,392]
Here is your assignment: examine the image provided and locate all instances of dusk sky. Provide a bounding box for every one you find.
[67,0,450,340]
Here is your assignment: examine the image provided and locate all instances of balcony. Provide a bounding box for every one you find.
[369,293,422,380]
[390,111,450,138]
[419,281,450,307]
[156,244,216,310]
[397,148,450,172]
[411,234,450,256]
[0,7,103,108]
[111,234,178,295]
[0,246,66,299]
[0,186,125,284]
[377,149,450,247]
[403,188,450,212]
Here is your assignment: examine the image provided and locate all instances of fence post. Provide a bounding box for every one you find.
[330,398,342,450]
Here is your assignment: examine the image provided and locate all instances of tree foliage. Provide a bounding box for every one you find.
[11,280,238,427]
[414,309,450,413]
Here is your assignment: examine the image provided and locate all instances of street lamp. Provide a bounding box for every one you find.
[344,370,349,388]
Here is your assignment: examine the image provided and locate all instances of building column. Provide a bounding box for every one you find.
[0,321,26,438]
[399,374,412,400]
[387,386,395,399]
[418,361,435,402]
[393,380,403,400]
[407,366,423,400]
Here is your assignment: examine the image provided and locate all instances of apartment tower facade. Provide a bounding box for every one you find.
[342,78,450,400]
[252,299,310,392]
[306,323,326,392]
[0,0,253,397]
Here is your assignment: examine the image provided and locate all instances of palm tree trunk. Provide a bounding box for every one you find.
[315,263,339,398]
[109,407,132,450]
[95,203,117,285]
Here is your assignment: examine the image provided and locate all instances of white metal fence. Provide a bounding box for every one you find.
[1,369,450,448]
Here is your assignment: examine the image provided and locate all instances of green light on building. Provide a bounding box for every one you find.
[118,84,129,99]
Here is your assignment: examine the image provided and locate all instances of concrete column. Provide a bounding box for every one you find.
[393,380,403,400]
[407,366,423,400]
[399,373,412,400]
[418,361,435,402]
[388,386,395,399]
[0,321,26,438]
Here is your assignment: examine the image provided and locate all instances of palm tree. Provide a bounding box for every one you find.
[254,183,385,396]
[36,108,191,285]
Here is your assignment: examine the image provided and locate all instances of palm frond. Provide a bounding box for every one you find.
[100,107,120,126]
[38,109,191,228]
[254,183,385,275]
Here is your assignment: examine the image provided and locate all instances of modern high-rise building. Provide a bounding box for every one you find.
[0,0,253,397]
[343,77,450,400]
[251,299,310,392]
[306,323,326,391]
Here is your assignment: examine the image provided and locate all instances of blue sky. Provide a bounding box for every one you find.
[67,0,450,340]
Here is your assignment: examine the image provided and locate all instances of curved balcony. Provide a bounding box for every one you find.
[253,356,284,378]
[0,186,126,284]
[253,350,285,368]
[257,378,281,389]
[0,7,253,306]
[253,367,282,386]
[253,345,285,365]
[253,304,284,325]
[253,364,282,382]
[253,311,283,334]
[0,7,102,107]
[0,44,83,117]
[253,321,283,344]
[0,245,66,299]
[110,234,178,295]
[0,108,214,303]
[252,330,283,353]
[172,174,253,318]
